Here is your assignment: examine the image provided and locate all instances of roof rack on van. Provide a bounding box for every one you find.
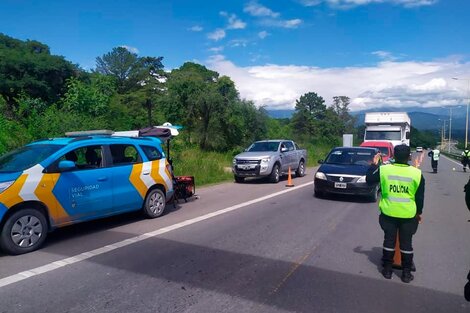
[65,130,114,137]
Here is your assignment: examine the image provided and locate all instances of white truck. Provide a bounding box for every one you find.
[364,112,411,147]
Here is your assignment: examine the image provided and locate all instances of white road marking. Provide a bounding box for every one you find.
[0,181,313,289]
[442,155,463,167]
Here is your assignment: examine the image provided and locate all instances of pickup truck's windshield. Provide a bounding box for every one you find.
[325,150,375,166]
[247,142,280,152]
[0,144,64,173]
[365,131,401,141]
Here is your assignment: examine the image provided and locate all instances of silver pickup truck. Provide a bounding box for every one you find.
[232,140,308,183]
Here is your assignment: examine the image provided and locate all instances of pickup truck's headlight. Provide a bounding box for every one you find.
[315,172,327,180]
[357,176,367,183]
[232,158,237,165]
[261,157,271,163]
[0,180,15,193]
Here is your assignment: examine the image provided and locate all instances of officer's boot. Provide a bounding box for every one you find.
[401,253,414,283]
[381,249,394,279]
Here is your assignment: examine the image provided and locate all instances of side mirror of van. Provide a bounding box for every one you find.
[58,160,76,171]
[318,159,324,164]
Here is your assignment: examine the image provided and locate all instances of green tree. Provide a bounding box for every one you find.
[0,33,77,114]
[291,92,326,139]
[95,47,138,93]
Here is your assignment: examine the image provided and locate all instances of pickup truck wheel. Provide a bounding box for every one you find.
[143,188,166,218]
[0,209,48,255]
[234,175,245,183]
[269,164,280,183]
[296,160,306,177]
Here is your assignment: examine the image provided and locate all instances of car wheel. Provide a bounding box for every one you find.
[143,188,166,218]
[234,175,245,183]
[269,164,280,183]
[369,185,379,202]
[295,160,306,177]
[0,209,48,255]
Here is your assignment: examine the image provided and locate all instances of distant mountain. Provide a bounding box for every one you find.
[268,106,468,132]
[352,105,468,131]
[266,109,294,119]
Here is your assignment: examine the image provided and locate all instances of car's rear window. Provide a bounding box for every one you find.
[0,144,65,173]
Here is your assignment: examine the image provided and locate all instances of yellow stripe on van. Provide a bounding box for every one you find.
[129,163,147,199]
[35,173,71,224]
[150,160,168,191]
[0,174,27,208]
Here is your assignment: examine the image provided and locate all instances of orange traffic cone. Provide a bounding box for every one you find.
[286,167,294,187]
[392,232,402,269]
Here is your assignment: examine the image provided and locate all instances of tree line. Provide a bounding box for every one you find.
[0,33,356,155]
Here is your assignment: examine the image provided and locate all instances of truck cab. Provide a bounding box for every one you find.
[364,112,411,147]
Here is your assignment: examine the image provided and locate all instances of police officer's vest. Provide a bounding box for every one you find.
[379,164,422,218]
[464,150,470,158]
[432,149,440,161]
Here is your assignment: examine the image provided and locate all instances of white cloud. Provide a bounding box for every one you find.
[220,12,247,30]
[261,18,303,29]
[300,0,438,8]
[372,50,398,61]
[258,31,270,39]
[229,39,249,48]
[209,46,225,53]
[206,54,470,111]
[120,45,139,54]
[208,29,226,41]
[189,25,203,32]
[244,1,280,18]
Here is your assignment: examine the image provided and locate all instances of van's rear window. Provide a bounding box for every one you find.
[0,144,65,173]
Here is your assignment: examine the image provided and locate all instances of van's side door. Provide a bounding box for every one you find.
[108,144,145,213]
[52,145,114,222]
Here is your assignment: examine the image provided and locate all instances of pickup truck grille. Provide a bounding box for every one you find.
[236,159,261,165]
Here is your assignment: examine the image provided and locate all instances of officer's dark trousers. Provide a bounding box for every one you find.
[431,160,438,171]
[379,213,419,270]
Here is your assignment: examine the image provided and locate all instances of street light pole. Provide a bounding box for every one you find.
[452,77,470,148]
[449,107,452,153]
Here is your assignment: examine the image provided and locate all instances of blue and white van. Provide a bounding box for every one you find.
[0,132,174,254]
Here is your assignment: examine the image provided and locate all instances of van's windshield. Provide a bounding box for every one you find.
[0,144,64,173]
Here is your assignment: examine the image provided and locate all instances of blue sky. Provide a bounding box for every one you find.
[1,0,469,110]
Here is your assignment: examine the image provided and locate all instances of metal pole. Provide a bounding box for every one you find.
[449,108,452,153]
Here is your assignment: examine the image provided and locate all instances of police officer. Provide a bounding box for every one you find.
[367,144,425,283]
[428,147,440,173]
[462,147,470,172]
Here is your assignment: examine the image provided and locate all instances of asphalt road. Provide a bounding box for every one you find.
[0,153,469,313]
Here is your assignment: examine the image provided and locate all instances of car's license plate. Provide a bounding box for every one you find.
[334,182,347,189]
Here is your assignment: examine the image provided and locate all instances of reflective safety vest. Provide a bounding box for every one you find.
[463,150,470,158]
[379,164,422,218]
[432,149,440,161]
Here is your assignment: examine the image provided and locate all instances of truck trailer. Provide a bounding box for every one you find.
[364,112,411,147]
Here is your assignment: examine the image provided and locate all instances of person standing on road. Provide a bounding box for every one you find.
[366,144,425,283]
[462,148,470,172]
[428,147,440,173]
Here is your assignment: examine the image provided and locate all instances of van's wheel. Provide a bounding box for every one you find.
[269,164,280,183]
[0,209,48,255]
[143,188,166,218]
[234,175,245,183]
[296,160,306,177]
